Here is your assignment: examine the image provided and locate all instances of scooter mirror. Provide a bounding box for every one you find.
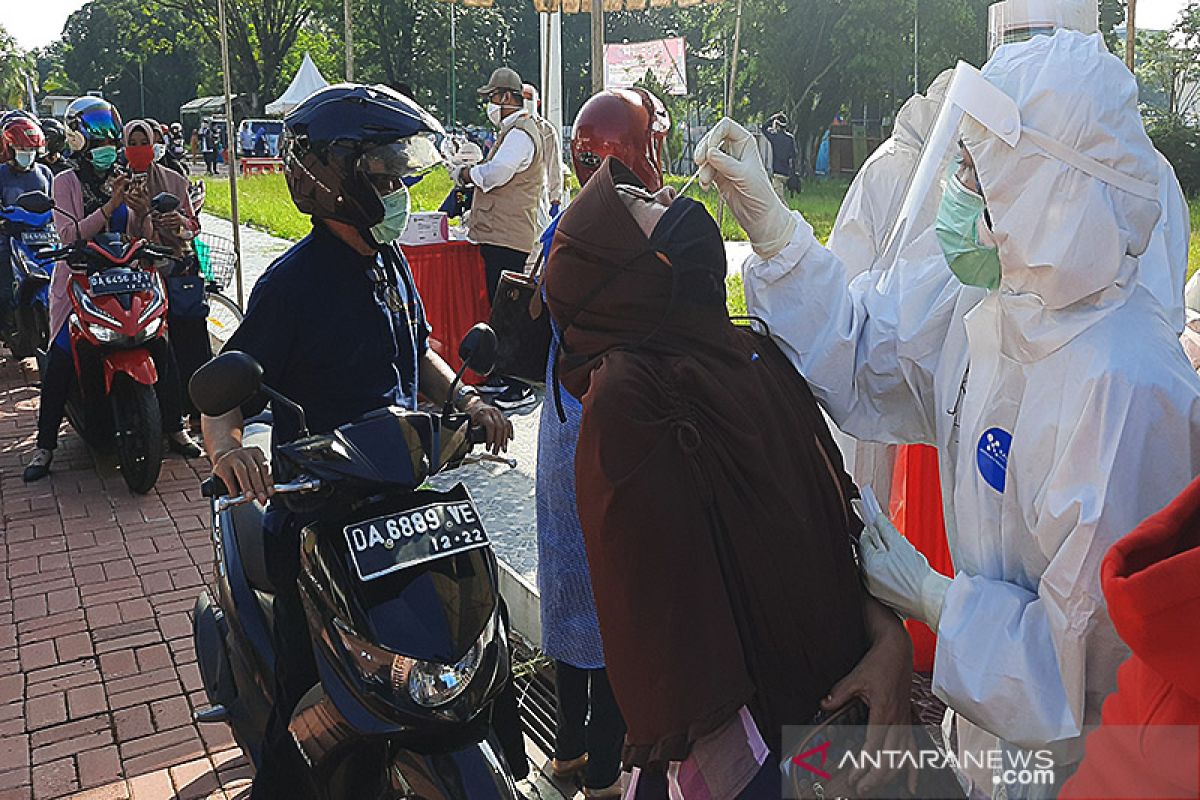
[15,191,54,215]
[189,351,263,417]
[459,323,498,376]
[151,192,181,214]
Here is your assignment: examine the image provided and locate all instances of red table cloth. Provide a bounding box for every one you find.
[403,240,491,383]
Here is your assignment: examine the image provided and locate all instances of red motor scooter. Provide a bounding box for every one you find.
[39,194,176,493]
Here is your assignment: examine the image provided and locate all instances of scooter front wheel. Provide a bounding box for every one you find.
[111,374,163,493]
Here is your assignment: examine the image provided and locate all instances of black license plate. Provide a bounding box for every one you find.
[343,499,489,582]
[89,270,154,296]
[21,230,56,247]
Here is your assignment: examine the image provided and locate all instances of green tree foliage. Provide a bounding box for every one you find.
[1140,0,1200,196]
[0,24,36,110]
[1099,0,1125,52]
[730,0,987,174]
[60,0,204,122]
[159,0,338,110]
[340,0,511,124]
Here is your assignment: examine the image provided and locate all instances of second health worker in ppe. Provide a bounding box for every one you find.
[696,29,1200,795]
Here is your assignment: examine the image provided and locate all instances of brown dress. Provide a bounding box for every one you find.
[543,158,871,771]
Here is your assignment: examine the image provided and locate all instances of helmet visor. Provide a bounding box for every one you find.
[77,105,123,143]
[355,136,442,195]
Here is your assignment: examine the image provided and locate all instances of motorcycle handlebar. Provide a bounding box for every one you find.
[207,478,324,513]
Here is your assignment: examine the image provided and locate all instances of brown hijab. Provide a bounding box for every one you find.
[543,158,870,769]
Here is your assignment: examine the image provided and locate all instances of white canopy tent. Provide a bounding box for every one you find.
[266,53,330,117]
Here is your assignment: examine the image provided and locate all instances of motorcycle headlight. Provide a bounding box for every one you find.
[407,616,491,708]
[332,613,496,709]
[87,322,122,343]
[136,317,163,341]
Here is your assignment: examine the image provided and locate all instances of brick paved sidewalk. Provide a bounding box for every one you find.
[0,353,251,800]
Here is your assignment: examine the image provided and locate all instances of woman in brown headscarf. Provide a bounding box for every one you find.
[543,158,915,798]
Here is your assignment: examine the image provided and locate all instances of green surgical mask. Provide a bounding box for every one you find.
[89,145,118,172]
[935,170,1001,290]
[369,187,411,246]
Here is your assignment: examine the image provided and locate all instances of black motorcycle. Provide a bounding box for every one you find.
[188,324,520,799]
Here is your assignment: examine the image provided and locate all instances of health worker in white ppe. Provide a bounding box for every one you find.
[696,30,1200,797]
[987,0,1192,336]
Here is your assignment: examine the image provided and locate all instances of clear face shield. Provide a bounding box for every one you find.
[354,135,443,199]
[987,0,1098,56]
[878,62,1022,276]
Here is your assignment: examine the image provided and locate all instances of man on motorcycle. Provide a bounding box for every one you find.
[0,114,54,343]
[38,118,74,176]
[23,97,201,482]
[201,84,513,799]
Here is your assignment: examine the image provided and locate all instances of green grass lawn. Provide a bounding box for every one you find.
[202,170,849,245]
[203,171,1200,307]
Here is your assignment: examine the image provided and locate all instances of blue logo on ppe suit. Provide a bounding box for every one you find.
[976,427,1011,493]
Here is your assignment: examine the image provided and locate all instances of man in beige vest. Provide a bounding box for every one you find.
[454,66,545,408]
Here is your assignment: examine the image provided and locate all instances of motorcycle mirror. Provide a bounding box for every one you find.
[458,323,498,377]
[15,191,54,215]
[189,351,263,417]
[151,192,181,214]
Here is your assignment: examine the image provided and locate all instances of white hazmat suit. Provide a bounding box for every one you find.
[700,30,1200,791]
[827,70,951,278]
[824,70,951,498]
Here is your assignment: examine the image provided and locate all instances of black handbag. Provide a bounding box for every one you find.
[166,273,209,320]
[487,249,551,383]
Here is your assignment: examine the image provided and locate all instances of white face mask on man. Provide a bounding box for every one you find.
[14,150,37,170]
[486,102,504,127]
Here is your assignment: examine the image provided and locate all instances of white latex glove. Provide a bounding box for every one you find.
[448,163,473,187]
[693,117,797,259]
[857,507,951,629]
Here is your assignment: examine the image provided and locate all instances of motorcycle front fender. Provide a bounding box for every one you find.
[289,678,517,800]
[103,348,158,392]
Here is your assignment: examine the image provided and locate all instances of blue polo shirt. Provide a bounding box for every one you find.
[225,221,429,442]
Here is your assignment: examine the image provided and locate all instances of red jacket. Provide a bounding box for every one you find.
[1061,474,1200,800]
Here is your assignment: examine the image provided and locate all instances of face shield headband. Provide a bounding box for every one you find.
[880,60,1158,270]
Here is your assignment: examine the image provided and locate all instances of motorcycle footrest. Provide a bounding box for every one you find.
[193,704,229,724]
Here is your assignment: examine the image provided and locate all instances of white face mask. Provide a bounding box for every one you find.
[487,102,503,127]
[153,143,166,162]
[14,150,36,170]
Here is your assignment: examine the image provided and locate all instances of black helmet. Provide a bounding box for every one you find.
[282,83,444,234]
[40,118,67,155]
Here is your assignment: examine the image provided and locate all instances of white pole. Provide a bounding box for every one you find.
[218,0,244,308]
[540,11,564,149]
[548,11,563,144]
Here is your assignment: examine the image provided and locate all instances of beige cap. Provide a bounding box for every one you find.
[478,67,523,96]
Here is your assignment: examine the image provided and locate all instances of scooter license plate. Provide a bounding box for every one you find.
[89,271,154,296]
[343,499,489,583]
[21,230,56,247]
